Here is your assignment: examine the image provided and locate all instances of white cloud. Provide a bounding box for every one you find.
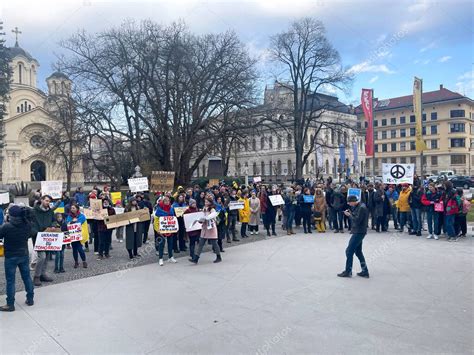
[369,75,379,83]
[422,59,431,65]
[419,40,437,52]
[348,61,395,74]
[438,55,452,63]
[455,70,474,97]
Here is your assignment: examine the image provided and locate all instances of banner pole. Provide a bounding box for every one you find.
[372,89,376,180]
[419,79,424,180]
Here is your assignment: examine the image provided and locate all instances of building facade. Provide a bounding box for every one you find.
[194,83,366,183]
[357,85,474,177]
[0,39,84,186]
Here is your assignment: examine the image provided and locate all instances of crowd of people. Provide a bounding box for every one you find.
[0,176,471,311]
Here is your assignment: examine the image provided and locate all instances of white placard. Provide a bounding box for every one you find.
[128,177,149,193]
[269,194,285,206]
[229,201,244,210]
[114,207,125,214]
[67,223,83,242]
[158,216,179,233]
[382,163,415,185]
[0,192,9,205]
[41,180,63,199]
[183,211,205,232]
[34,232,64,251]
[253,176,262,183]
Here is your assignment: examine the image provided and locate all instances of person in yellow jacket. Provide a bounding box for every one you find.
[397,183,411,232]
[238,191,251,238]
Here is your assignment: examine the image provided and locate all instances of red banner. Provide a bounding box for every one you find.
[361,89,374,156]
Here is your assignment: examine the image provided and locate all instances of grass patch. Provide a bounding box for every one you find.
[468,207,474,223]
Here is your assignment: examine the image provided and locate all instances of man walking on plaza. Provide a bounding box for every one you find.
[337,195,369,278]
[0,205,35,311]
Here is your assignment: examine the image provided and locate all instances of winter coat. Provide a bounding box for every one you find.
[74,192,86,206]
[409,189,424,209]
[238,197,250,223]
[397,188,412,212]
[125,206,144,248]
[330,191,345,211]
[200,208,218,239]
[348,203,369,234]
[0,216,32,258]
[385,190,399,207]
[373,189,385,218]
[97,207,116,232]
[249,197,261,226]
[313,189,327,217]
[259,191,268,214]
[297,194,313,214]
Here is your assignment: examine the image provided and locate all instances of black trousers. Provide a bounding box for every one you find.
[302,211,312,232]
[345,233,367,273]
[142,220,151,243]
[98,229,112,257]
[189,235,200,258]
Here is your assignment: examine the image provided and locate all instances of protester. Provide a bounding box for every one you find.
[373,183,386,232]
[337,195,369,278]
[248,190,261,235]
[239,191,250,238]
[299,187,313,234]
[0,205,35,311]
[283,187,297,235]
[444,181,460,242]
[154,195,177,265]
[171,194,187,252]
[226,189,240,242]
[215,196,226,253]
[114,200,124,243]
[385,185,399,230]
[455,188,469,238]
[53,213,66,273]
[331,186,345,233]
[184,199,201,260]
[125,197,143,259]
[409,185,424,236]
[313,187,327,233]
[189,197,221,264]
[397,184,411,233]
[422,184,441,240]
[65,204,89,269]
[97,199,116,260]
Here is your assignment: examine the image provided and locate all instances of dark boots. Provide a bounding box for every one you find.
[214,255,222,263]
[189,255,199,264]
[337,270,352,278]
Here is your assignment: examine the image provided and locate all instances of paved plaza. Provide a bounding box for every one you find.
[0,229,473,354]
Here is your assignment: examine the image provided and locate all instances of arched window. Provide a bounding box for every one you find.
[309,134,314,148]
[311,159,314,170]
[260,137,265,150]
[337,131,341,145]
[331,129,335,145]
[17,106,20,113]
[253,162,257,175]
[361,161,364,174]
[305,162,309,174]
[287,159,292,174]
[252,138,256,151]
[237,162,242,175]
[20,103,24,113]
[344,132,348,146]
[287,133,292,148]
[333,158,337,177]
[28,104,31,111]
[244,140,248,151]
[269,160,273,174]
[277,137,282,150]
[269,137,273,150]
[202,164,206,176]
[261,161,265,176]
[325,159,329,174]
[277,160,282,174]
[18,63,23,84]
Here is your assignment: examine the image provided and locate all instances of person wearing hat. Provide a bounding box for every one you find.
[0,205,35,311]
[337,194,369,278]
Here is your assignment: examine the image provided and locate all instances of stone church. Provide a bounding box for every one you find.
[1,36,84,186]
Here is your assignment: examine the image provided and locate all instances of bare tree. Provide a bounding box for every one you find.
[269,18,353,180]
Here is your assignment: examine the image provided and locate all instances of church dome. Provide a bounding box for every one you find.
[46,71,70,81]
[9,43,35,61]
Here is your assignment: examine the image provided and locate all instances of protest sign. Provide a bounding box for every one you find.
[382,163,415,184]
[269,194,285,206]
[173,207,187,217]
[128,177,149,193]
[104,209,150,229]
[62,232,72,245]
[229,201,245,210]
[34,232,64,251]
[158,216,179,233]
[83,199,109,220]
[0,192,9,205]
[67,223,83,242]
[183,211,205,232]
[111,192,122,205]
[303,195,314,203]
[347,188,362,202]
[208,178,220,187]
[150,171,175,192]
[41,180,62,199]
[114,207,125,215]
[253,176,262,183]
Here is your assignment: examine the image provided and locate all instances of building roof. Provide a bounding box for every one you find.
[46,71,70,81]
[307,92,353,114]
[355,87,470,114]
[8,42,36,62]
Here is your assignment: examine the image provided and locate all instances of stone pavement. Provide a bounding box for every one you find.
[0,229,473,354]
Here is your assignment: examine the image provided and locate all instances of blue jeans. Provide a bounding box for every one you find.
[5,255,34,306]
[54,247,65,271]
[399,211,409,230]
[444,215,456,238]
[71,241,86,262]
[411,208,421,233]
[286,208,295,230]
[334,210,344,231]
[426,209,439,235]
[155,234,174,259]
[345,233,367,273]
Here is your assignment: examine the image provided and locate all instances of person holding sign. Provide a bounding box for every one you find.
[337,195,369,278]
[171,194,188,253]
[31,195,56,287]
[154,196,177,266]
[238,191,251,239]
[189,197,222,264]
[97,199,116,260]
[65,204,89,269]
[0,205,35,312]
[298,188,313,234]
[53,213,66,273]
[248,190,261,235]
[183,199,201,260]
[125,197,144,260]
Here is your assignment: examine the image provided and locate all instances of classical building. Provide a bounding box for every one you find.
[0,36,84,185]
[194,83,366,182]
[356,85,474,176]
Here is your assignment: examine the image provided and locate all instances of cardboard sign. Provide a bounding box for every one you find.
[229,201,244,210]
[183,211,205,232]
[67,223,83,242]
[111,192,122,205]
[0,192,9,205]
[382,163,415,184]
[114,207,125,215]
[269,194,285,206]
[208,178,220,187]
[82,199,109,220]
[303,195,314,203]
[158,216,179,233]
[347,188,362,202]
[41,180,63,199]
[150,171,175,192]
[104,209,150,229]
[173,207,187,217]
[253,176,262,183]
[34,232,64,251]
[128,177,149,193]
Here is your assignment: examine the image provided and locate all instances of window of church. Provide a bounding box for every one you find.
[19,63,23,84]
[30,134,46,148]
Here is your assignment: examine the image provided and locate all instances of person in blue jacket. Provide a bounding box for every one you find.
[385,185,399,230]
[171,194,187,253]
[154,196,177,266]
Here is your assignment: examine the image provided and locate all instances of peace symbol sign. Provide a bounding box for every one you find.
[390,164,406,179]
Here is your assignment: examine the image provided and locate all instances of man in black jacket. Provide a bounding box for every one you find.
[337,195,370,278]
[0,205,35,311]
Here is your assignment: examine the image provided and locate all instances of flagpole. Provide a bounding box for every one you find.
[419,79,424,179]
[372,89,376,180]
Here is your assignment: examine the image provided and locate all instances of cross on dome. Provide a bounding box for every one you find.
[12,26,22,46]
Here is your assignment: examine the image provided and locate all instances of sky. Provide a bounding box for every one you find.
[1,0,473,105]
